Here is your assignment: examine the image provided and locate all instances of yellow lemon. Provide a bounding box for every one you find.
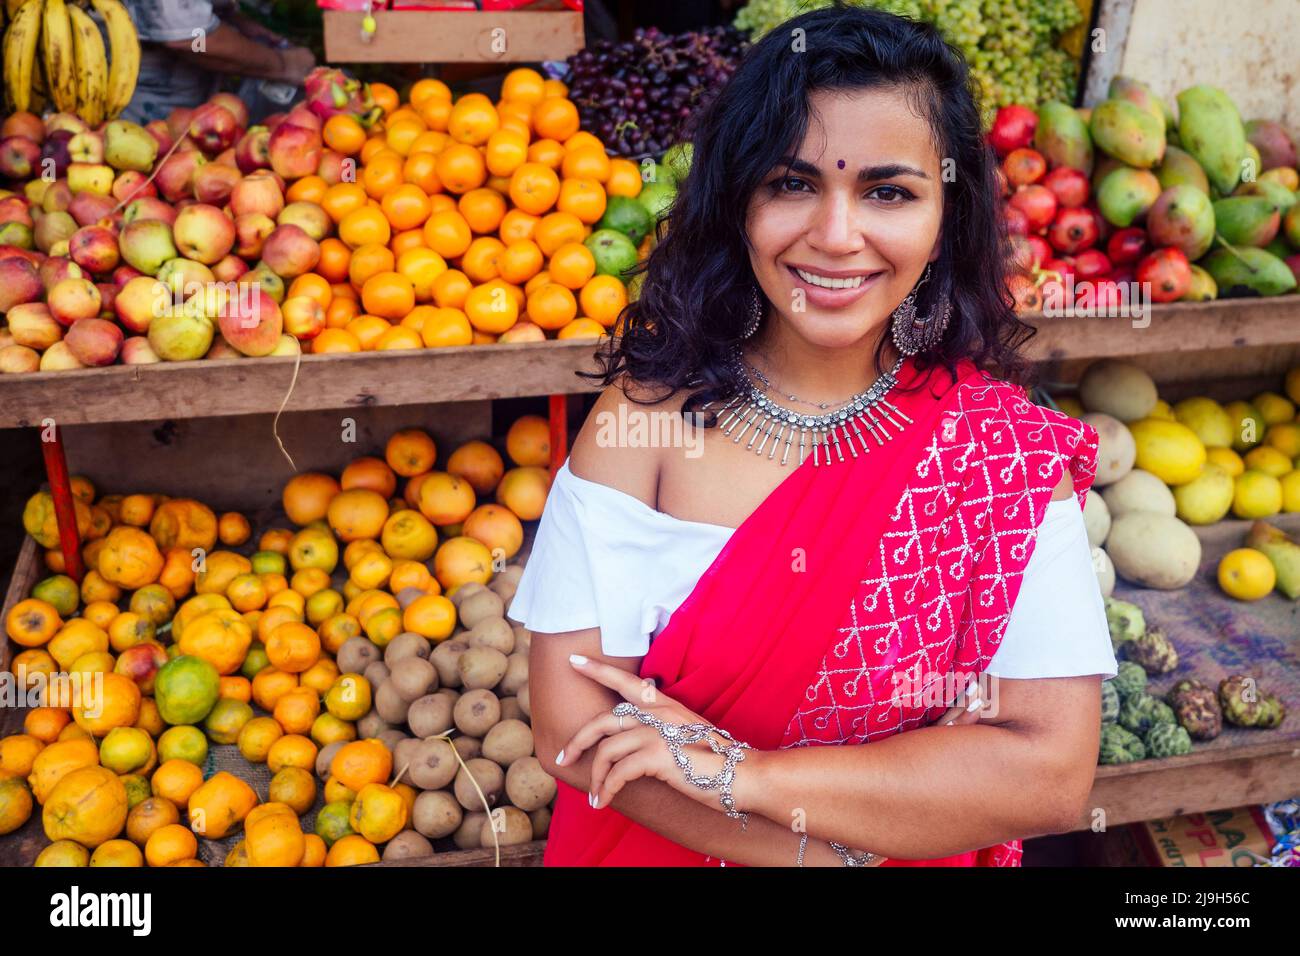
[1224,400,1265,451]
[1172,397,1233,448]
[1129,418,1206,486]
[1233,470,1283,519]
[1056,396,1084,418]
[1217,548,1276,601]
[1173,463,1234,525]
[1252,391,1295,425]
[1264,422,1300,459]
[1281,471,1300,513]
[1285,367,1300,406]
[1148,398,1176,421]
[1242,445,1293,478]
[1205,446,1244,477]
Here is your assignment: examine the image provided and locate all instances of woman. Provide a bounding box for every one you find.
[509,5,1116,867]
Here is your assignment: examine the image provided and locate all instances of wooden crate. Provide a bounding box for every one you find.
[324,9,583,63]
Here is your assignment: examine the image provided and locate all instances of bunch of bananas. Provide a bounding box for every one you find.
[3,0,140,126]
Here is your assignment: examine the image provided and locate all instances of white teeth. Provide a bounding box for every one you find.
[795,268,867,289]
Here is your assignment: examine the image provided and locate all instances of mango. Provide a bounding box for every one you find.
[1244,119,1298,171]
[1147,185,1216,260]
[1108,76,1170,131]
[1181,264,1217,301]
[1034,101,1093,174]
[1090,99,1165,168]
[1202,246,1297,298]
[1090,153,1125,193]
[1245,521,1300,599]
[1097,167,1162,228]
[1286,205,1300,249]
[1213,196,1281,248]
[1259,167,1299,192]
[1178,86,1246,196]
[1235,178,1297,213]
[1263,237,1292,260]
[1155,144,1210,195]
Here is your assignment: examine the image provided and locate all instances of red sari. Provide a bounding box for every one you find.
[543,356,1100,867]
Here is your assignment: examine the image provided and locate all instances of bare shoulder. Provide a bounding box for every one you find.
[568,375,692,508]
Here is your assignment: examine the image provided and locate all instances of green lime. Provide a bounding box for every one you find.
[153,655,220,726]
[662,142,693,183]
[583,229,639,282]
[637,179,676,220]
[596,195,653,246]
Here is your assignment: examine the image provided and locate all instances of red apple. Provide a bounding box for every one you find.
[2,111,45,143]
[192,163,242,205]
[234,212,275,259]
[234,126,271,174]
[122,196,177,226]
[277,201,330,241]
[6,302,62,350]
[188,103,239,155]
[268,121,322,180]
[211,254,249,284]
[119,218,178,275]
[282,295,325,340]
[45,113,88,137]
[173,203,236,264]
[229,170,284,219]
[39,340,86,370]
[285,106,322,134]
[47,276,103,326]
[41,180,73,213]
[113,264,144,286]
[154,149,206,203]
[209,92,250,130]
[145,120,174,155]
[217,284,283,356]
[67,190,116,227]
[260,224,320,279]
[205,337,244,360]
[64,316,123,365]
[68,224,121,275]
[39,255,83,291]
[120,335,160,365]
[0,344,39,373]
[115,275,172,333]
[111,170,157,204]
[96,281,118,317]
[0,196,33,227]
[40,129,74,179]
[33,209,77,252]
[114,641,169,692]
[68,130,105,165]
[316,149,348,185]
[0,256,43,311]
[0,136,41,179]
[165,108,194,143]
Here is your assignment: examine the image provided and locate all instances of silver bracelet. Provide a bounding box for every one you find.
[612,702,752,828]
[796,832,809,867]
[829,841,881,867]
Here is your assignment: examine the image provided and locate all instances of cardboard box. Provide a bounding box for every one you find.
[1135,806,1275,867]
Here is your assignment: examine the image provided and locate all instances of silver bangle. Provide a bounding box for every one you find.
[796,832,809,867]
[612,702,752,828]
[829,841,881,867]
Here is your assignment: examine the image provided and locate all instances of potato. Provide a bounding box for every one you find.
[390,657,439,703]
[413,789,463,839]
[382,829,433,861]
[374,679,411,724]
[1083,412,1136,487]
[1093,547,1115,598]
[498,653,528,697]
[530,806,551,840]
[483,719,533,767]
[459,646,508,691]
[378,729,408,753]
[518,682,530,718]
[496,564,524,587]
[452,736,481,761]
[1102,469,1176,519]
[454,757,504,811]
[337,636,380,675]
[453,811,488,849]
[506,756,557,811]
[384,631,431,667]
[392,737,424,785]
[480,806,532,847]
[430,639,470,688]
[454,688,501,737]
[394,587,426,610]
[1083,491,1111,547]
[1106,512,1201,589]
[459,590,505,629]
[488,575,518,607]
[1079,360,1157,422]
[316,740,346,781]
[363,661,390,687]
[467,617,514,654]
[406,693,454,738]
[357,711,391,739]
[434,687,461,707]
[512,625,531,655]
[499,697,523,723]
[407,737,459,790]
[449,582,487,609]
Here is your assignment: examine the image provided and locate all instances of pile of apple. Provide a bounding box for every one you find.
[0,83,353,372]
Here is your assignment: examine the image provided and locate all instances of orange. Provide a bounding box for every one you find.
[291,568,331,599]
[381,183,432,231]
[558,316,605,339]
[464,279,519,333]
[390,228,426,257]
[532,97,580,141]
[396,247,447,302]
[266,734,317,774]
[317,237,352,284]
[246,807,306,866]
[534,211,585,256]
[526,282,577,330]
[402,593,456,640]
[72,672,141,737]
[151,759,204,807]
[417,472,477,525]
[499,208,540,244]
[387,105,422,127]
[461,237,505,283]
[562,145,611,183]
[313,328,362,354]
[463,503,525,558]
[370,82,399,114]
[218,512,251,546]
[286,175,328,205]
[326,833,380,867]
[544,78,569,98]
[25,707,71,744]
[548,242,596,289]
[498,98,534,127]
[362,151,404,200]
[347,242,395,289]
[527,137,566,170]
[525,270,554,296]
[343,539,384,571]
[502,67,546,104]
[270,766,317,815]
[422,209,473,259]
[434,536,494,590]
[341,457,398,498]
[118,493,155,527]
[389,560,437,595]
[385,117,426,157]
[386,429,437,477]
[288,273,333,309]
[179,609,252,675]
[381,510,438,561]
[432,269,473,309]
[435,142,487,195]
[402,150,442,195]
[344,315,389,349]
[564,130,603,153]
[145,822,197,867]
[508,162,560,215]
[448,93,499,146]
[321,182,368,223]
[420,306,473,348]
[485,128,529,177]
[499,239,544,284]
[339,205,391,249]
[327,488,390,541]
[359,136,391,165]
[349,782,408,843]
[506,414,553,466]
[557,177,607,224]
[400,304,432,334]
[0,734,44,777]
[6,598,61,648]
[497,465,552,519]
[282,472,341,526]
[419,96,453,133]
[14,649,56,692]
[409,130,450,156]
[186,771,258,840]
[580,274,629,327]
[331,738,392,792]
[445,440,505,495]
[361,271,416,320]
[273,686,320,734]
[458,188,508,234]
[266,622,321,675]
[219,675,252,702]
[43,765,128,848]
[375,326,422,350]
[607,157,643,197]
[323,114,366,155]
[226,574,268,613]
[410,77,452,107]
[251,667,298,712]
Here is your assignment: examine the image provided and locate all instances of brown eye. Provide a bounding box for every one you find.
[869,184,913,203]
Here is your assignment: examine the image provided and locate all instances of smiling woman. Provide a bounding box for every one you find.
[508,5,1116,868]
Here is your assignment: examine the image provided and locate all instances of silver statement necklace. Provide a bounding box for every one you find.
[710,346,913,468]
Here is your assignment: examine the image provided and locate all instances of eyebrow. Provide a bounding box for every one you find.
[780,157,930,181]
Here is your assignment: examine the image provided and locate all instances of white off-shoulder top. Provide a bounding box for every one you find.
[509,460,1118,679]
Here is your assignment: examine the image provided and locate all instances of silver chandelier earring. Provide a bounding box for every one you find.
[890,264,953,356]
[740,286,763,339]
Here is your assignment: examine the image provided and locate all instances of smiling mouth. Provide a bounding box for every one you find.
[790,266,881,290]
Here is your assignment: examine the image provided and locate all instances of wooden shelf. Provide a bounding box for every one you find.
[323,8,584,64]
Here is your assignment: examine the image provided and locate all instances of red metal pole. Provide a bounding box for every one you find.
[39,424,85,582]
[548,393,568,480]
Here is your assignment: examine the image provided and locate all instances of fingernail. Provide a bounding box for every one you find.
[588,791,598,808]
[555,749,565,765]
[944,719,955,726]
[570,654,588,666]
[966,694,983,713]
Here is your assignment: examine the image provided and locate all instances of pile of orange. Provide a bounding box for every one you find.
[284,69,638,355]
[1,414,551,867]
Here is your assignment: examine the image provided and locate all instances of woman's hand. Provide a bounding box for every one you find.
[555,654,741,814]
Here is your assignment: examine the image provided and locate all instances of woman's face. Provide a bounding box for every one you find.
[745,86,945,351]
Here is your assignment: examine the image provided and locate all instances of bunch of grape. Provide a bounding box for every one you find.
[732,0,1083,123]
[564,26,749,160]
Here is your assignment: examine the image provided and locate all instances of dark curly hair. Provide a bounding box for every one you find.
[584,3,1033,412]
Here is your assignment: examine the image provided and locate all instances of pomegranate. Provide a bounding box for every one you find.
[987,105,1038,157]
[1003,147,1047,187]
[1073,249,1112,282]
[1008,185,1057,233]
[1043,166,1089,208]
[1025,235,1052,268]
[1135,248,1191,303]
[1106,227,1149,267]
[1002,203,1030,237]
[1047,207,1099,255]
